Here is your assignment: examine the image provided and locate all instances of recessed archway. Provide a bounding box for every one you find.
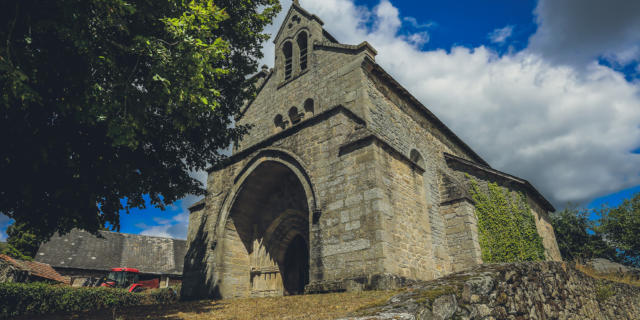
[218,160,310,298]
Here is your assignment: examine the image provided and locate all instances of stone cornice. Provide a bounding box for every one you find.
[313,41,377,59]
[338,128,426,174]
[208,105,366,172]
[443,152,556,212]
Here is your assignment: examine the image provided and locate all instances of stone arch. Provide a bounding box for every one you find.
[289,106,302,124]
[274,114,287,130]
[218,148,318,237]
[216,157,312,298]
[303,98,314,116]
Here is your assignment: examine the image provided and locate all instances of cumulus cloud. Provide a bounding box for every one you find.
[258,0,640,207]
[488,25,513,44]
[528,0,640,67]
[138,195,199,239]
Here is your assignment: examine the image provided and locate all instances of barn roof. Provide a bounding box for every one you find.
[35,229,187,276]
[0,254,70,284]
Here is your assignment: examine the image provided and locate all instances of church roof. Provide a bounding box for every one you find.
[35,229,186,276]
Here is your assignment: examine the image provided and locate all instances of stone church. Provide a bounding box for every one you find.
[182,2,562,300]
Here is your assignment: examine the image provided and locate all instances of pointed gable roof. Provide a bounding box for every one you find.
[273,1,324,44]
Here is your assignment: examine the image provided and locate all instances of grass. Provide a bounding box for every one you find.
[575,262,640,287]
[25,290,397,320]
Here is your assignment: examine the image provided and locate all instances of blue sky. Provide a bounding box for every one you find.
[2,0,640,241]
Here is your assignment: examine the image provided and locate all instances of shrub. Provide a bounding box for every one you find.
[595,281,615,302]
[148,286,179,304]
[0,282,145,318]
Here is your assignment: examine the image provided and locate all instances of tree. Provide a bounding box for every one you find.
[597,193,640,267]
[550,207,618,263]
[0,0,280,238]
[5,222,43,259]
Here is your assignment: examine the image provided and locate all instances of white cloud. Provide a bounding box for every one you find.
[138,195,201,239]
[403,17,435,29]
[604,45,640,67]
[488,25,513,44]
[256,0,640,207]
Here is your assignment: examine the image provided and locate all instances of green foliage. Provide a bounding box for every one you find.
[596,193,640,267]
[0,242,33,261]
[550,207,618,263]
[0,282,144,318]
[148,286,179,304]
[5,222,43,258]
[594,281,615,302]
[469,179,546,263]
[0,0,281,238]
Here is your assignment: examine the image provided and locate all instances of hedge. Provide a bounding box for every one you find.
[0,282,145,318]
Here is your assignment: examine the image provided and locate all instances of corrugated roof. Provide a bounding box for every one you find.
[0,254,70,284]
[35,229,186,276]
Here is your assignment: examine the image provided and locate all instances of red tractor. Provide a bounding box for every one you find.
[100,268,159,292]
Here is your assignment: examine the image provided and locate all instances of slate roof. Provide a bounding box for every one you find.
[35,229,187,276]
[0,254,70,284]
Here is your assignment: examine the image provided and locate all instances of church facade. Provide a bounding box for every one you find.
[181,2,562,300]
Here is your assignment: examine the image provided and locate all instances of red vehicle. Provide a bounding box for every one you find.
[100,268,159,292]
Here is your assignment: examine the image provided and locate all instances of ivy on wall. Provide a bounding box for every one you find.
[468,179,546,263]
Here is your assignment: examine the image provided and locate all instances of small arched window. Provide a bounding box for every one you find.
[297,32,308,71]
[274,114,287,130]
[303,98,314,115]
[283,41,293,80]
[289,107,302,124]
[410,149,425,168]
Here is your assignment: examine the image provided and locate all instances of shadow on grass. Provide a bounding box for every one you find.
[14,300,223,320]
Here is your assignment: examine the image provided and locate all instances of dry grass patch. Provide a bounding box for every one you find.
[30,290,398,320]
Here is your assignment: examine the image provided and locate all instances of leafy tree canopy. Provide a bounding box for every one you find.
[550,207,618,263]
[3,222,43,259]
[596,193,640,267]
[0,0,280,238]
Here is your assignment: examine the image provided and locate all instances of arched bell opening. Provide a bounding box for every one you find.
[219,160,310,298]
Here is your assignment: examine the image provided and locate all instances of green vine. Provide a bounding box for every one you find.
[468,178,546,263]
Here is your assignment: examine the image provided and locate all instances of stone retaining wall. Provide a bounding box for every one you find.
[343,262,640,320]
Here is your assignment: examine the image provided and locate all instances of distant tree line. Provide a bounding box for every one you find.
[551,193,640,268]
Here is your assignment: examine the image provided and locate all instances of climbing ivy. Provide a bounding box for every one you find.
[468,179,546,263]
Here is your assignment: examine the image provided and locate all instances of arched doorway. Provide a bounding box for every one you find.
[219,160,310,298]
[283,235,309,295]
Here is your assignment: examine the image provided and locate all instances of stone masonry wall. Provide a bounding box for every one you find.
[441,200,483,272]
[373,142,435,281]
[183,110,390,299]
[344,262,640,320]
[364,74,472,278]
[236,31,370,151]
[446,162,562,262]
